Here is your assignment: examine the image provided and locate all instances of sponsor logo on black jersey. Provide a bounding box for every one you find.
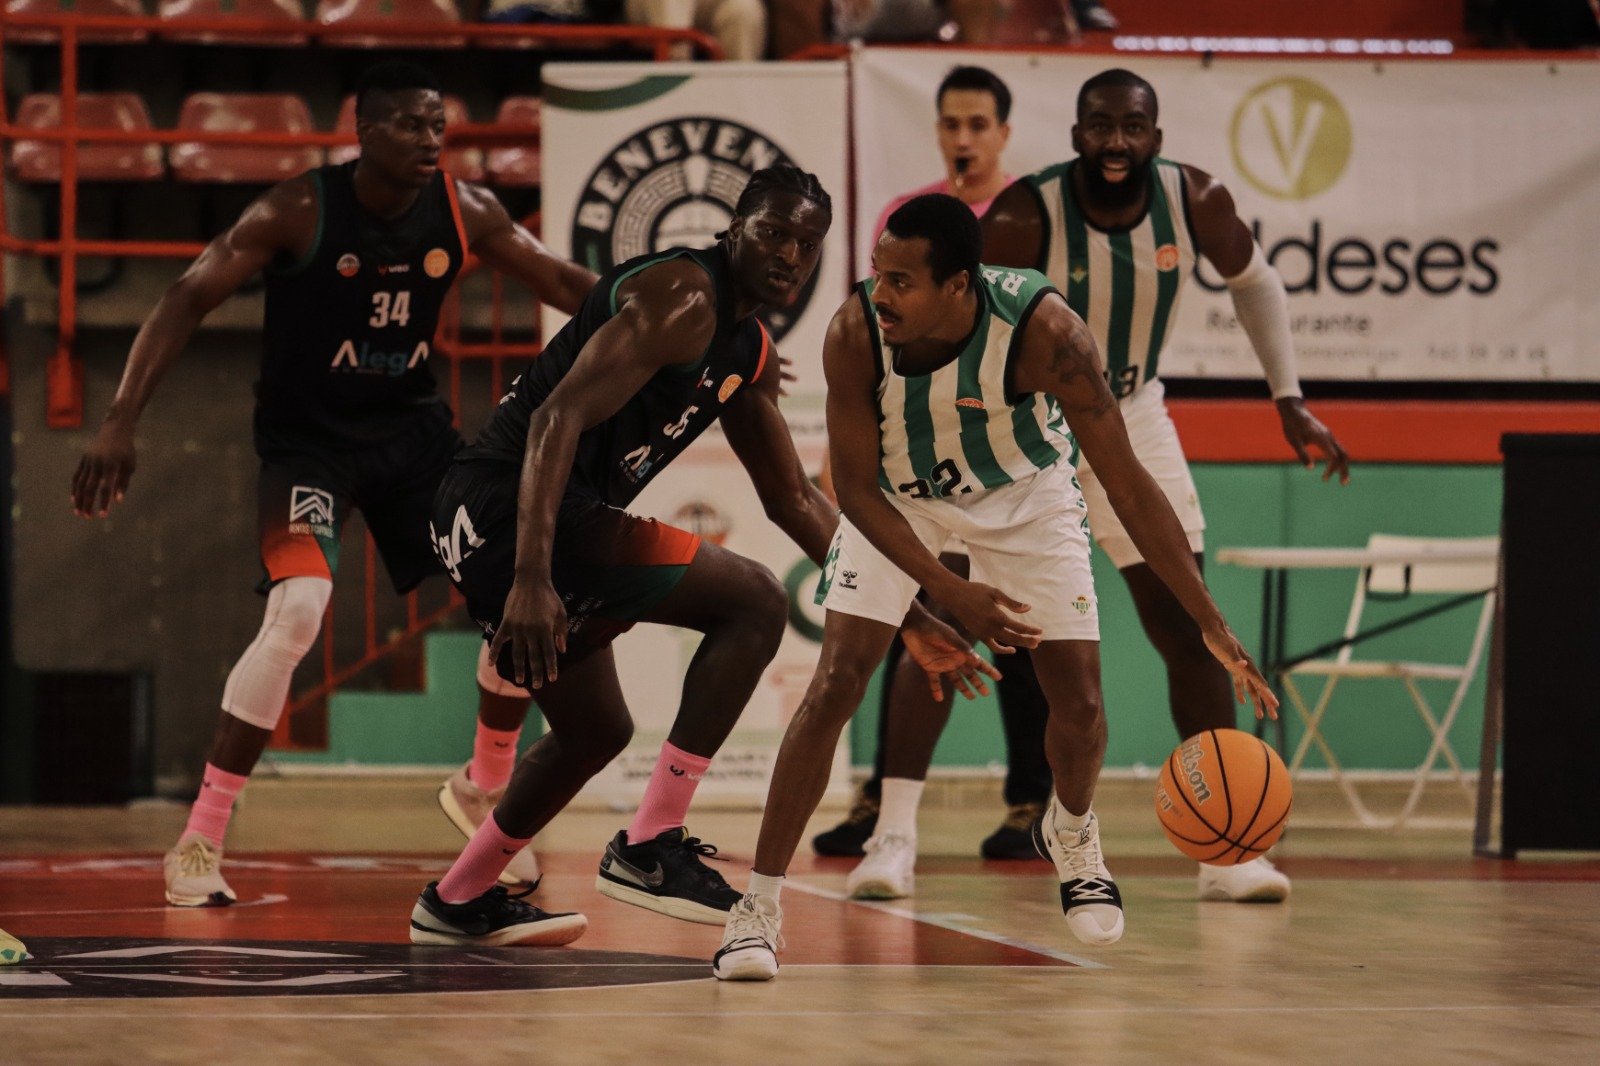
[330,339,431,377]
[570,117,820,342]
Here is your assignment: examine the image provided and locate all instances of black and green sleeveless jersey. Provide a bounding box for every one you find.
[256,161,466,449]
[461,246,770,506]
[1024,158,1197,399]
[866,265,1074,502]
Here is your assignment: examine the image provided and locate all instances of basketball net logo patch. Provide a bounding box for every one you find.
[1154,244,1182,272]
[288,486,335,538]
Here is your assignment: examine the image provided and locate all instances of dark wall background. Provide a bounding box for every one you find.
[11,319,273,794]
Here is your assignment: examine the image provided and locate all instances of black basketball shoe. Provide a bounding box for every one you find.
[595,827,741,925]
[409,882,587,947]
[980,801,1051,860]
[811,786,879,857]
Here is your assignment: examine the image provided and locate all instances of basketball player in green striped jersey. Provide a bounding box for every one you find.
[713,194,1277,980]
[977,68,1350,902]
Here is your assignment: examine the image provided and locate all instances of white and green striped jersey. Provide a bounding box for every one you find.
[1026,158,1196,399]
[865,265,1075,502]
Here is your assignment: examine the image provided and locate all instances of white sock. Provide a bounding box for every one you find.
[1056,803,1091,832]
[876,777,924,839]
[747,871,784,904]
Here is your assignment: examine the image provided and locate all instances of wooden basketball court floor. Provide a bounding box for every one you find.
[2,776,1597,1064]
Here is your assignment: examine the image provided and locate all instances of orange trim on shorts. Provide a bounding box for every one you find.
[443,175,470,259]
[261,529,333,584]
[751,321,771,385]
[631,519,702,567]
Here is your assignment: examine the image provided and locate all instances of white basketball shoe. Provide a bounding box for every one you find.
[1032,796,1124,946]
[1198,856,1291,902]
[846,833,916,900]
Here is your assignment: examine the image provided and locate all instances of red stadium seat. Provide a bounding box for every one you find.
[158,0,307,46]
[3,0,149,44]
[169,93,324,184]
[8,93,163,183]
[484,96,541,190]
[313,0,463,48]
[327,93,484,183]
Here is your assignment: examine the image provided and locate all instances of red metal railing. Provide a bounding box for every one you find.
[0,13,717,748]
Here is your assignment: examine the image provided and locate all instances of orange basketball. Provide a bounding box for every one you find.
[1155,728,1292,865]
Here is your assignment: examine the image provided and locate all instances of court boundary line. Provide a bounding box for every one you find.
[782,877,1108,969]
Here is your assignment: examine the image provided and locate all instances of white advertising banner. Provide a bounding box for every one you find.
[541,62,848,802]
[852,49,1600,382]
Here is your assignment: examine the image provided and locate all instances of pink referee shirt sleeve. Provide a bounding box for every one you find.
[870,175,1015,246]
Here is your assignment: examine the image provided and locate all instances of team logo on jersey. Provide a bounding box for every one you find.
[288,486,335,538]
[336,253,360,278]
[955,397,986,411]
[717,375,743,403]
[570,117,818,342]
[423,248,451,278]
[1230,76,1353,201]
[1068,262,1089,285]
[1154,244,1182,272]
[1073,595,1093,616]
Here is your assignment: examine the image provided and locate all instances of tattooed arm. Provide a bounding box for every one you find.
[1012,294,1276,717]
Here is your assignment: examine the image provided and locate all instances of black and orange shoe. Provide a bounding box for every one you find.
[811,786,879,857]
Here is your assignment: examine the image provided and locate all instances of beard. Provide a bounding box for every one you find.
[1078,153,1154,210]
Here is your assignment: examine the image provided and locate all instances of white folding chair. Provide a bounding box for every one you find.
[1283,534,1499,828]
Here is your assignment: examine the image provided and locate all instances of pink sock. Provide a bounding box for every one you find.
[437,811,532,904]
[469,723,520,793]
[626,742,712,844]
[183,764,249,847]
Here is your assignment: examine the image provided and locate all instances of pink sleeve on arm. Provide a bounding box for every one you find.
[872,179,951,246]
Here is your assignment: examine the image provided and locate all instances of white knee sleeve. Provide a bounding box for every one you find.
[221,577,332,731]
[476,642,532,699]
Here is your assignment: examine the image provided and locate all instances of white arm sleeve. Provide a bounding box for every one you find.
[1224,242,1301,400]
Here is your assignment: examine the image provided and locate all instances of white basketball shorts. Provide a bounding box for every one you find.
[1075,378,1206,569]
[816,461,1100,641]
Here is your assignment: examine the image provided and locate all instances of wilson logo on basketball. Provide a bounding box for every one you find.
[1154,244,1181,272]
[955,397,986,410]
[1178,737,1213,803]
[335,253,360,278]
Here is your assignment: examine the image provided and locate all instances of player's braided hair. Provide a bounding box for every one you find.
[733,165,832,223]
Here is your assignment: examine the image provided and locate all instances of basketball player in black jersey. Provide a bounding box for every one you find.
[70,62,598,909]
[407,166,996,946]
